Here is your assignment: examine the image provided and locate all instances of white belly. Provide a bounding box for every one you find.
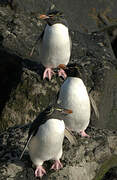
[40,23,71,68]
[58,77,90,132]
[28,119,65,166]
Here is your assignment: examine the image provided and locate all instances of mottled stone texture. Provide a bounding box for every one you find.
[0,125,117,180]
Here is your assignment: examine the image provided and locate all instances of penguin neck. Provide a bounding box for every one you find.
[43,118,65,133]
[45,23,69,36]
[46,18,68,27]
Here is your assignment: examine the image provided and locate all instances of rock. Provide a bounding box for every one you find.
[102,166,117,180]
[0,30,117,131]
[0,1,117,180]
[4,0,117,32]
[0,0,117,132]
[0,59,63,131]
[93,154,117,180]
[0,125,117,180]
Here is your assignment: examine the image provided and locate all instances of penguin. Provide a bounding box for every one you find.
[20,104,73,178]
[38,9,71,80]
[57,77,91,137]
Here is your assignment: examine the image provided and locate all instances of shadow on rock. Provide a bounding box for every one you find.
[0,50,22,115]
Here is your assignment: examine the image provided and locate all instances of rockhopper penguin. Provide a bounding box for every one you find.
[20,104,73,178]
[58,77,91,137]
[39,9,71,80]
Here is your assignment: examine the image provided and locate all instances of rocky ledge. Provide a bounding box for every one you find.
[0,124,117,180]
[0,1,117,180]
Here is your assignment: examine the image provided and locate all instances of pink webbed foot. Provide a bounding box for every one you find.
[43,68,55,80]
[51,160,63,170]
[35,165,46,178]
[58,68,67,79]
[79,130,90,138]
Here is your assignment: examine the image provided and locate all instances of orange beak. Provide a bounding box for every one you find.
[58,64,66,69]
[58,64,68,70]
[64,109,73,114]
[39,14,49,19]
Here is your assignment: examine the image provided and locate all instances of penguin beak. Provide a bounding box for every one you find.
[64,109,73,114]
[55,106,72,114]
[56,108,72,114]
[58,64,67,70]
[39,14,50,19]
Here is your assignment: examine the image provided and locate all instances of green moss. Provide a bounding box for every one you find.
[93,155,117,180]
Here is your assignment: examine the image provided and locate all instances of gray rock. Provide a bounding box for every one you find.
[0,0,117,132]
[0,125,117,180]
[6,0,117,32]
[0,1,117,180]
[0,30,117,131]
[102,166,117,180]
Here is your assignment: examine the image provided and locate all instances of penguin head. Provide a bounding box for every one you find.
[46,104,72,120]
[39,10,68,27]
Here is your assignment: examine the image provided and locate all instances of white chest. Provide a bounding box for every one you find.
[58,77,90,119]
[57,77,91,131]
[39,118,65,135]
[40,23,71,67]
[43,24,70,44]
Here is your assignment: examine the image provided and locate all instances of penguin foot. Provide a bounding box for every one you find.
[51,160,63,170]
[79,130,90,138]
[58,68,67,79]
[43,68,55,80]
[35,165,46,178]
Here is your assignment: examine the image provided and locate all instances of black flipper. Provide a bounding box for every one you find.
[19,132,34,160]
[20,105,54,159]
[30,27,45,56]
